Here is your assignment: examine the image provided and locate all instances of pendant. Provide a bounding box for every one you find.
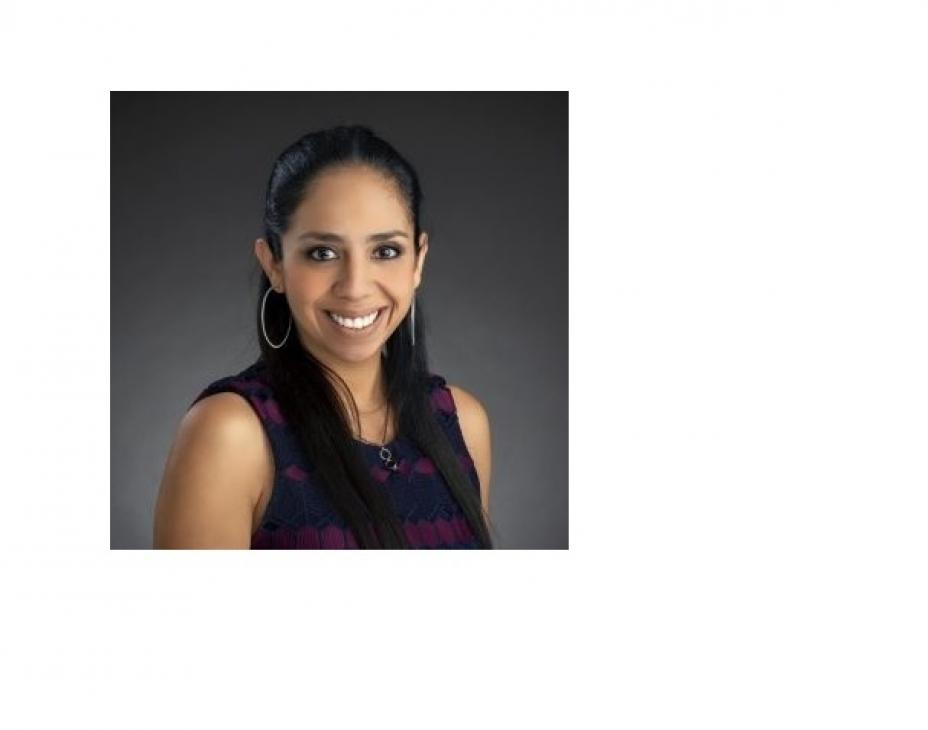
[379,445,399,471]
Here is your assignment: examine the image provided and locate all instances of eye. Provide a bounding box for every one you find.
[375,244,402,259]
[306,246,336,261]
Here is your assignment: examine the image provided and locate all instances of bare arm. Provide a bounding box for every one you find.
[448,384,492,518]
[153,393,270,549]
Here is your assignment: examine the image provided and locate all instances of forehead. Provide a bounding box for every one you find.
[288,165,410,237]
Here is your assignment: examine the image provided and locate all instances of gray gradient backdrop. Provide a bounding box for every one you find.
[111,91,567,549]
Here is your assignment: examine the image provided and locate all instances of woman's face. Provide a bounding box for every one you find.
[256,164,428,367]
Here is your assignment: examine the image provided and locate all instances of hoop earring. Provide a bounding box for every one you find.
[261,286,292,349]
[410,296,416,347]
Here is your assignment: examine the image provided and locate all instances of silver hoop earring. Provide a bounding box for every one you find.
[410,296,416,347]
[261,286,292,349]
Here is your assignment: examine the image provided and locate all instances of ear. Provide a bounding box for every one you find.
[413,231,429,289]
[254,237,284,291]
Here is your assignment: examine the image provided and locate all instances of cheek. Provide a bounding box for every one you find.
[365,267,410,293]
[287,269,330,298]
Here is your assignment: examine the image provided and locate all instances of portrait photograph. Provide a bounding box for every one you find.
[110,91,568,549]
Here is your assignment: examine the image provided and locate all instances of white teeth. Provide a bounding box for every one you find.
[328,309,380,329]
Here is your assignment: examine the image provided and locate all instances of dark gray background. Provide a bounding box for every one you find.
[111,91,567,549]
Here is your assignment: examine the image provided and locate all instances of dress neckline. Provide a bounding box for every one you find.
[353,434,403,450]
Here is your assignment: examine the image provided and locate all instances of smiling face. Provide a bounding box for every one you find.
[255,164,428,369]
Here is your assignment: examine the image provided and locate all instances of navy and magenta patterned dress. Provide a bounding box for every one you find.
[189,358,483,549]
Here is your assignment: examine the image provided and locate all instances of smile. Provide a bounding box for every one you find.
[325,308,385,331]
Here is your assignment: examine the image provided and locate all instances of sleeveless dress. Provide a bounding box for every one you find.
[188,358,484,549]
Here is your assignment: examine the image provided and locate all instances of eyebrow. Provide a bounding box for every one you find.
[296,230,409,243]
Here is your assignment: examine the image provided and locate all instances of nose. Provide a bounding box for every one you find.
[334,251,374,300]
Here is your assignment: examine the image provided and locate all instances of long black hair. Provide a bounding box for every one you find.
[256,124,493,548]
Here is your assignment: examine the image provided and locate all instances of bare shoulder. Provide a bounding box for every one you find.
[153,391,273,549]
[446,384,492,516]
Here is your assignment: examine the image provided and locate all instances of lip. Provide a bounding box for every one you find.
[324,307,388,337]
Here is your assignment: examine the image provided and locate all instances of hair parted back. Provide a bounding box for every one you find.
[257,124,493,548]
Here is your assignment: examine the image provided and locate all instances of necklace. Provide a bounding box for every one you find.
[355,401,399,471]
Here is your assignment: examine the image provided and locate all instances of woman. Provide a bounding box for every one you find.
[153,124,494,549]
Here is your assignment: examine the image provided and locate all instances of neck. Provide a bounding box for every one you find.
[334,359,386,413]
[299,333,387,413]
